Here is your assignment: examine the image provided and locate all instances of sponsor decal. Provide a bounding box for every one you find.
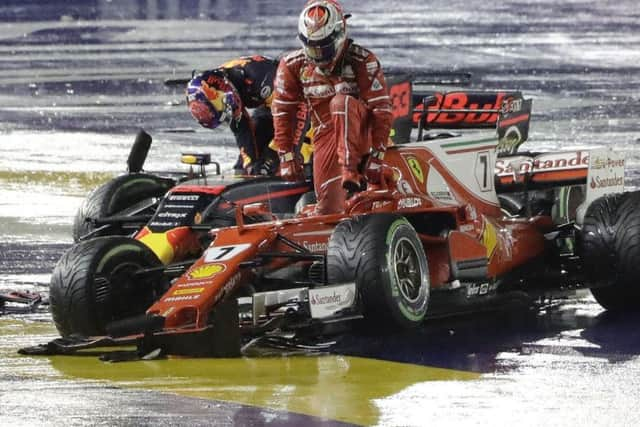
[405,156,425,184]
[591,156,607,170]
[162,204,196,209]
[188,264,225,280]
[177,280,214,288]
[501,97,522,114]
[157,212,188,219]
[413,92,506,125]
[309,283,356,319]
[466,282,497,297]
[304,84,335,98]
[173,287,204,296]
[366,61,378,75]
[426,168,456,204]
[495,151,589,176]
[167,194,200,201]
[260,85,272,99]
[430,191,456,203]
[149,221,177,227]
[300,66,314,82]
[584,148,625,210]
[591,175,624,189]
[398,197,422,209]
[211,272,244,306]
[164,294,200,303]
[372,200,393,210]
[334,81,357,95]
[459,224,475,233]
[371,78,383,91]
[396,179,414,195]
[222,273,241,297]
[302,241,327,252]
[590,156,624,171]
[294,104,309,144]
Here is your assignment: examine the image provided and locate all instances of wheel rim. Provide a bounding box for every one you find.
[392,237,423,303]
[95,259,150,318]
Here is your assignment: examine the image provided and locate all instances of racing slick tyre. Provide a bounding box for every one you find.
[72,173,175,242]
[327,214,429,329]
[579,191,640,311]
[50,236,164,337]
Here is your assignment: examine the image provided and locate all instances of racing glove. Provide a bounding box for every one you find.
[364,150,385,185]
[278,151,303,182]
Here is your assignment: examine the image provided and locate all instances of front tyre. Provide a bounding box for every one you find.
[327,214,429,328]
[580,191,640,311]
[50,236,164,337]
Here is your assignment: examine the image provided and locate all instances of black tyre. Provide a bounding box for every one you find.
[327,214,429,328]
[50,236,164,337]
[73,173,174,241]
[580,191,640,311]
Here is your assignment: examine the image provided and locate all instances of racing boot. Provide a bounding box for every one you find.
[341,169,365,195]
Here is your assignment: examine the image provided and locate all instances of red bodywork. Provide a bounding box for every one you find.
[142,135,588,334]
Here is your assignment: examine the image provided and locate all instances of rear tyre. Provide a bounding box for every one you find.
[73,173,174,241]
[327,214,429,328]
[580,191,640,311]
[50,236,164,337]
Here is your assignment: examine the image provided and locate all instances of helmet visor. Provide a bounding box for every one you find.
[299,32,340,64]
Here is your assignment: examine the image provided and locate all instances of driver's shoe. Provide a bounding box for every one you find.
[341,170,364,195]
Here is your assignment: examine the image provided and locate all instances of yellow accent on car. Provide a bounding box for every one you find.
[481,219,498,258]
[137,232,175,265]
[172,287,205,296]
[181,155,198,165]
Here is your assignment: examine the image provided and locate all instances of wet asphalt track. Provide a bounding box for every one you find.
[1,0,640,425]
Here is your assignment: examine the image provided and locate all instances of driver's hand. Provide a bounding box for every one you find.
[278,152,303,181]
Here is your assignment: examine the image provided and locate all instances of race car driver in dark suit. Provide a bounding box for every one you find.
[186,55,281,175]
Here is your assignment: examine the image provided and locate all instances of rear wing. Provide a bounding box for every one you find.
[389,78,532,155]
[495,151,589,192]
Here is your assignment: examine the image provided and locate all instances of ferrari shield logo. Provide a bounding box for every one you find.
[406,157,425,184]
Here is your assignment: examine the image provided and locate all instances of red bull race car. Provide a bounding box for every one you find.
[21,79,640,359]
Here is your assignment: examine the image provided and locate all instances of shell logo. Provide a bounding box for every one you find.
[189,264,225,280]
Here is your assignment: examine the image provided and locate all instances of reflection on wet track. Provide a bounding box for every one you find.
[1,0,640,425]
[4,298,640,426]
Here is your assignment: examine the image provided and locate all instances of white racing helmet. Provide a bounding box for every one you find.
[298,0,348,68]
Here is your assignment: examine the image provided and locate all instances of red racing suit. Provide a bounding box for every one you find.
[272,41,393,214]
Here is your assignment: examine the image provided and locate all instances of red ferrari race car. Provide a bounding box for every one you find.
[21,79,640,360]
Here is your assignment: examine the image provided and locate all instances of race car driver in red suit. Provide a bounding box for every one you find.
[272,0,393,214]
